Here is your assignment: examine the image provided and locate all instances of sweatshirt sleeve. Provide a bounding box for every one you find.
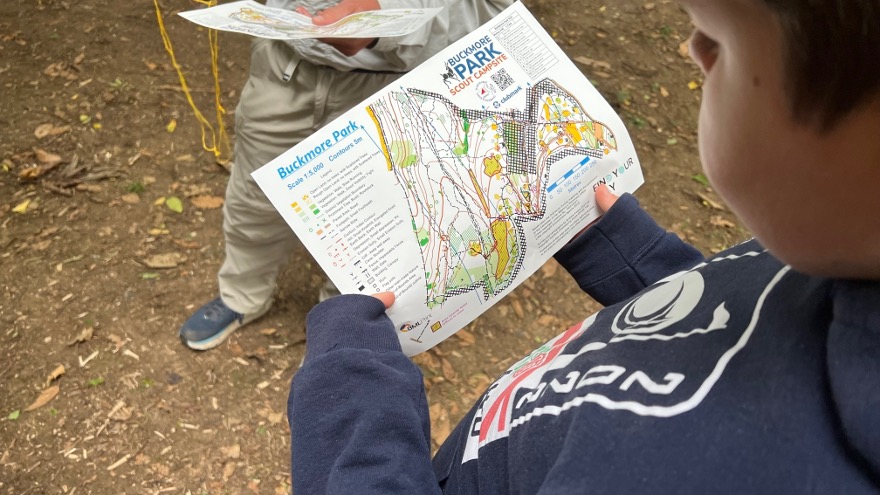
[554,193,705,307]
[288,295,441,495]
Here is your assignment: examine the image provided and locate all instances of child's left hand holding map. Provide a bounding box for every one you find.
[178,0,442,40]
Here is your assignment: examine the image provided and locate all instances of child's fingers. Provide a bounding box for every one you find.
[371,291,395,309]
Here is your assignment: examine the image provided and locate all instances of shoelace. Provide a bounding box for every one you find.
[203,299,242,321]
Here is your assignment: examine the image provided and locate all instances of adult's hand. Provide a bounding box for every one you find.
[297,0,380,56]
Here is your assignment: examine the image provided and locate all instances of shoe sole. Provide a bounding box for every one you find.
[182,304,272,351]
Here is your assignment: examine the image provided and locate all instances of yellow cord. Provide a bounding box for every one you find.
[153,0,231,163]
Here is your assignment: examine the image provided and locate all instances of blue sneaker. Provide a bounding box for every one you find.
[179,297,271,351]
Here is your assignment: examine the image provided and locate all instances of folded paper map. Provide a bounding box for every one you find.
[179,0,442,40]
[252,2,644,355]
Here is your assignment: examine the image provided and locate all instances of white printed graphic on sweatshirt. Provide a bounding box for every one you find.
[462,249,789,462]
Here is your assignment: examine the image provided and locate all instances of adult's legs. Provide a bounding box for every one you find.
[219,40,402,314]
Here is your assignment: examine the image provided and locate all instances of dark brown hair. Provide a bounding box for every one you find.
[762,0,880,128]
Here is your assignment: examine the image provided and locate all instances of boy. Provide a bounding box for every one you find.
[178,0,513,350]
[289,0,880,493]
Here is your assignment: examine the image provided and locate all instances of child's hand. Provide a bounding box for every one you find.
[566,184,620,244]
[371,291,395,310]
[296,0,380,56]
[595,183,619,213]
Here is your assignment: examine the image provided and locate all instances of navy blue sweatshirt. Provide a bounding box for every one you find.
[288,194,880,494]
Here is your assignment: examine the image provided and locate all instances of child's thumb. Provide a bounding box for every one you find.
[595,183,619,212]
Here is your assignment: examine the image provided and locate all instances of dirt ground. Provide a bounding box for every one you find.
[0,0,748,493]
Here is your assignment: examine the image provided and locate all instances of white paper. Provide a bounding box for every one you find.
[252,2,644,355]
[178,0,442,39]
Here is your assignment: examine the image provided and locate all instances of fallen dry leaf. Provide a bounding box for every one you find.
[109,406,133,421]
[440,358,457,381]
[182,184,212,197]
[220,444,241,459]
[142,252,187,269]
[247,479,261,494]
[107,333,125,351]
[267,411,283,425]
[75,184,104,193]
[223,461,236,481]
[511,299,525,319]
[69,327,94,346]
[18,165,54,180]
[34,123,53,138]
[191,195,224,209]
[540,260,559,278]
[573,56,612,71]
[38,226,60,238]
[468,373,493,392]
[34,123,71,139]
[34,149,58,167]
[25,385,60,412]
[535,314,563,328]
[44,62,77,80]
[696,192,726,211]
[710,216,736,229]
[429,403,451,446]
[151,463,171,476]
[454,329,475,345]
[172,238,200,250]
[12,199,32,213]
[411,351,439,371]
[46,365,65,387]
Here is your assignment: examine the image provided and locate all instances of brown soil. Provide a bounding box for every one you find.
[0,0,747,493]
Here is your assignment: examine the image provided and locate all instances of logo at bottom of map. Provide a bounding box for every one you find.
[399,316,431,333]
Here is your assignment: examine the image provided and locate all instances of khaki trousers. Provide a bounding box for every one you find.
[219,39,402,314]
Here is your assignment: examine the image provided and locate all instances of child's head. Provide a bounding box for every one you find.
[682,0,880,277]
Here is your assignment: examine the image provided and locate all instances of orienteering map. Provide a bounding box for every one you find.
[179,0,442,40]
[252,2,644,355]
[367,80,617,309]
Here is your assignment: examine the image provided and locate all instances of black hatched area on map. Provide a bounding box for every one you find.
[367,78,617,308]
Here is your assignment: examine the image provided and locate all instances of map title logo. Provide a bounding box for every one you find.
[277,120,360,181]
[444,35,508,96]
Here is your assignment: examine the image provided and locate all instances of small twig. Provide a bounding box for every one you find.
[106,453,130,471]
[41,181,74,197]
[158,84,212,93]
[107,401,125,418]
[60,154,85,179]
[78,170,123,182]
[78,350,99,368]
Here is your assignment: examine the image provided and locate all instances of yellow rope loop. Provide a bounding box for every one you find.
[153,0,231,163]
